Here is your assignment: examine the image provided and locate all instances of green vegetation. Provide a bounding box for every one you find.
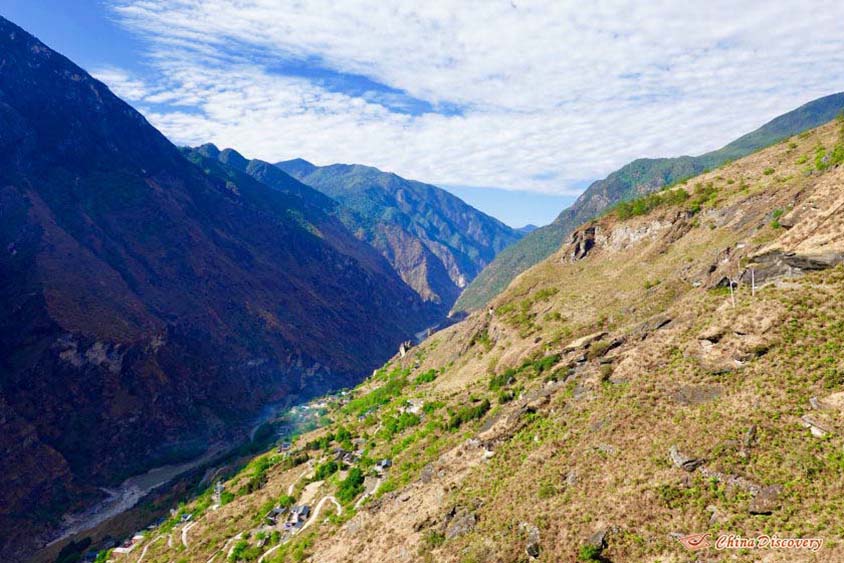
[614,186,690,219]
[771,208,785,229]
[314,460,339,480]
[414,369,438,385]
[343,367,409,416]
[448,399,491,430]
[381,411,421,439]
[423,530,446,549]
[489,370,516,391]
[578,544,603,561]
[229,538,262,561]
[336,467,365,503]
[236,454,281,496]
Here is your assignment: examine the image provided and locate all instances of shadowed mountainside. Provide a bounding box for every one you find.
[0,17,433,560]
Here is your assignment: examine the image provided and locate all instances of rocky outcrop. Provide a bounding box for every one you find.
[669,446,705,472]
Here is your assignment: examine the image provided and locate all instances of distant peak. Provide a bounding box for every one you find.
[219,147,248,171]
[275,157,318,178]
[196,143,220,158]
[281,157,315,167]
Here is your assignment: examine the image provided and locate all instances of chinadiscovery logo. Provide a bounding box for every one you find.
[677,533,823,553]
[677,533,711,551]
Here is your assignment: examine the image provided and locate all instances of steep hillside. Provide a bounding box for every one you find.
[0,17,432,561]
[276,159,521,310]
[455,92,844,313]
[117,114,844,561]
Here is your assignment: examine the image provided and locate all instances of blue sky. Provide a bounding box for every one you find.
[4,1,844,227]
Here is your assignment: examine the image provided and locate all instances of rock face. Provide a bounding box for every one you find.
[0,17,432,560]
[275,159,521,312]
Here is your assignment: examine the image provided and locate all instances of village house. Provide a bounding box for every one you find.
[284,505,311,530]
[374,458,392,474]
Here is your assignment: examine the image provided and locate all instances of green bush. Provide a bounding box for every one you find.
[314,460,339,480]
[578,544,603,562]
[337,467,365,503]
[489,369,516,391]
[382,411,420,438]
[448,399,491,430]
[414,369,438,385]
[423,530,446,548]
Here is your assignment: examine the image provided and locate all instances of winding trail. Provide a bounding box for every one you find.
[353,478,381,510]
[135,534,164,563]
[299,496,342,533]
[288,465,312,496]
[181,521,197,547]
[256,496,341,562]
[205,532,242,563]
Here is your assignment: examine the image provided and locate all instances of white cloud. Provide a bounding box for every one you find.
[101,0,844,195]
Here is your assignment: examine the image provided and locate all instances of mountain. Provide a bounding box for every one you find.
[0,17,434,560]
[130,114,844,562]
[276,159,522,310]
[454,92,844,312]
[516,224,539,235]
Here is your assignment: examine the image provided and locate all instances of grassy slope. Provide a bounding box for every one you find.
[454,93,844,314]
[120,119,844,563]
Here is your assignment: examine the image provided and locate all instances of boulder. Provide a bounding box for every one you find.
[800,415,830,437]
[444,507,476,540]
[519,522,541,559]
[669,445,705,471]
[586,528,609,553]
[749,485,782,515]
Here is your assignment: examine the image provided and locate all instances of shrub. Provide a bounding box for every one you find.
[578,544,603,562]
[414,369,438,385]
[423,530,446,548]
[337,467,365,503]
[382,411,420,438]
[771,208,784,229]
[763,167,775,175]
[448,399,491,430]
[314,460,339,480]
[614,187,690,220]
[489,369,516,391]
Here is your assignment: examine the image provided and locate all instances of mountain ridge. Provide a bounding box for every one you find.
[454,92,844,312]
[275,158,522,311]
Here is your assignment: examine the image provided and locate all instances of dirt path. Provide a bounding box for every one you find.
[135,534,164,563]
[299,496,341,533]
[354,478,381,510]
[287,465,312,496]
[181,521,197,547]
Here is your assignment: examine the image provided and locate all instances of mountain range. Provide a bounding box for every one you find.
[0,17,511,561]
[454,91,844,312]
[120,99,844,563]
[275,158,521,311]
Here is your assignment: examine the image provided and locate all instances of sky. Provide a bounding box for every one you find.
[3,1,843,227]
